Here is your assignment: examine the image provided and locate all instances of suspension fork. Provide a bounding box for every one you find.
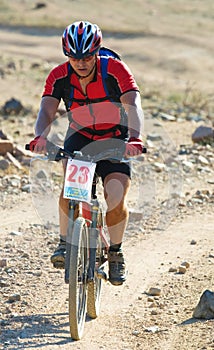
[87,199,100,281]
[65,200,79,283]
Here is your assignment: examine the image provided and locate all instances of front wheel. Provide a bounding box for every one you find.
[68,217,89,340]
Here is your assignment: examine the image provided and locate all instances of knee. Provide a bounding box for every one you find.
[105,180,128,210]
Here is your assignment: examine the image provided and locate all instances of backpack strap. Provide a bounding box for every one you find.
[63,49,123,125]
[100,56,121,103]
[99,46,121,60]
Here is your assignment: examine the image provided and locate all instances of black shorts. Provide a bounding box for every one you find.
[64,130,131,182]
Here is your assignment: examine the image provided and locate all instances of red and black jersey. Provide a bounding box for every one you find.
[42,56,139,140]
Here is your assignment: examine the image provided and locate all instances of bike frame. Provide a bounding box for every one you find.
[65,178,109,284]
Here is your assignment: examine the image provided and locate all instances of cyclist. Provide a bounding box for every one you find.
[29,20,144,286]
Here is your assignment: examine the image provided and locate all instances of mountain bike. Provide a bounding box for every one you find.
[26,140,146,340]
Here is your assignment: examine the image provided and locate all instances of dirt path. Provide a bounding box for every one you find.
[1,192,213,349]
[0,9,214,348]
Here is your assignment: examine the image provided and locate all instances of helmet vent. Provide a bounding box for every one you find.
[85,34,93,50]
[77,33,83,48]
[87,24,92,34]
[68,33,75,50]
[70,24,75,35]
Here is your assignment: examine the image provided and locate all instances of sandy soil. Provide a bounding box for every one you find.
[0,3,214,349]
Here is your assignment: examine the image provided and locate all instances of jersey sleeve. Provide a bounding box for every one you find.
[42,63,68,101]
[107,58,139,95]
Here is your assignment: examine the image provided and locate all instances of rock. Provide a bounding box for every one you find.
[0,140,13,155]
[0,278,9,287]
[149,302,157,308]
[21,184,31,193]
[2,98,24,115]
[0,129,9,140]
[192,126,214,144]
[132,330,140,336]
[153,162,166,172]
[8,294,21,302]
[147,133,162,141]
[169,267,178,273]
[144,325,161,333]
[190,239,197,245]
[0,158,10,170]
[207,179,214,185]
[34,2,47,10]
[8,175,21,187]
[181,261,190,269]
[160,112,176,121]
[178,265,187,274]
[182,160,194,172]
[193,290,214,319]
[10,231,23,236]
[129,209,143,222]
[148,287,161,296]
[147,297,154,302]
[0,259,7,268]
[198,155,209,165]
[187,114,204,122]
[151,309,158,315]
[36,169,48,179]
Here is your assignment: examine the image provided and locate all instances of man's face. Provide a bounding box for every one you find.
[68,55,96,78]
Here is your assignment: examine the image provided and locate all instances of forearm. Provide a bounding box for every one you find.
[127,108,143,138]
[35,96,60,138]
[35,111,52,138]
[120,91,144,139]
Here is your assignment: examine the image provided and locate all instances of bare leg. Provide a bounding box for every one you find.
[104,172,131,245]
[59,189,69,238]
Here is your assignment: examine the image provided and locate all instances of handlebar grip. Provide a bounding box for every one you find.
[142,147,147,153]
[25,144,30,151]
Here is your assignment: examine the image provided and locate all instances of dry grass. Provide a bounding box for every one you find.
[0,0,213,106]
[0,0,213,36]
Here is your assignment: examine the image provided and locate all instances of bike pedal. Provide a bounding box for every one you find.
[95,269,107,281]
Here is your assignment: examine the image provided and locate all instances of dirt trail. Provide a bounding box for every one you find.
[1,11,214,348]
[1,192,213,349]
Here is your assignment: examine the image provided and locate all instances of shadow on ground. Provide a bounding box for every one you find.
[1,312,73,349]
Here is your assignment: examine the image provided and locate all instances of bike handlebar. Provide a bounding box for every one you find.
[25,140,147,162]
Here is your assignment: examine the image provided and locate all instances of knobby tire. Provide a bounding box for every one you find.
[87,228,104,319]
[68,217,89,340]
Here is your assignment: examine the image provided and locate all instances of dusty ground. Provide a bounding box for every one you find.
[0,1,214,349]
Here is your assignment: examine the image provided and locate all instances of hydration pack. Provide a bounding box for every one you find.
[63,47,128,139]
[63,46,122,111]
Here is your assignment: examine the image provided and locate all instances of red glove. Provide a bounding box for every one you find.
[29,136,47,153]
[125,137,144,156]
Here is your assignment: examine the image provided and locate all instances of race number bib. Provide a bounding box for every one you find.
[63,159,96,203]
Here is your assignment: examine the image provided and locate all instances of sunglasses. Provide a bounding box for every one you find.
[69,55,94,62]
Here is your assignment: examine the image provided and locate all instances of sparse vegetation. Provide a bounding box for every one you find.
[0,2,214,349]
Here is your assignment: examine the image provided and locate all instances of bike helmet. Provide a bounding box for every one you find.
[62,21,102,59]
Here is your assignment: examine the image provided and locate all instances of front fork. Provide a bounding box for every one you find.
[87,199,100,281]
[64,200,77,284]
[64,199,100,283]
